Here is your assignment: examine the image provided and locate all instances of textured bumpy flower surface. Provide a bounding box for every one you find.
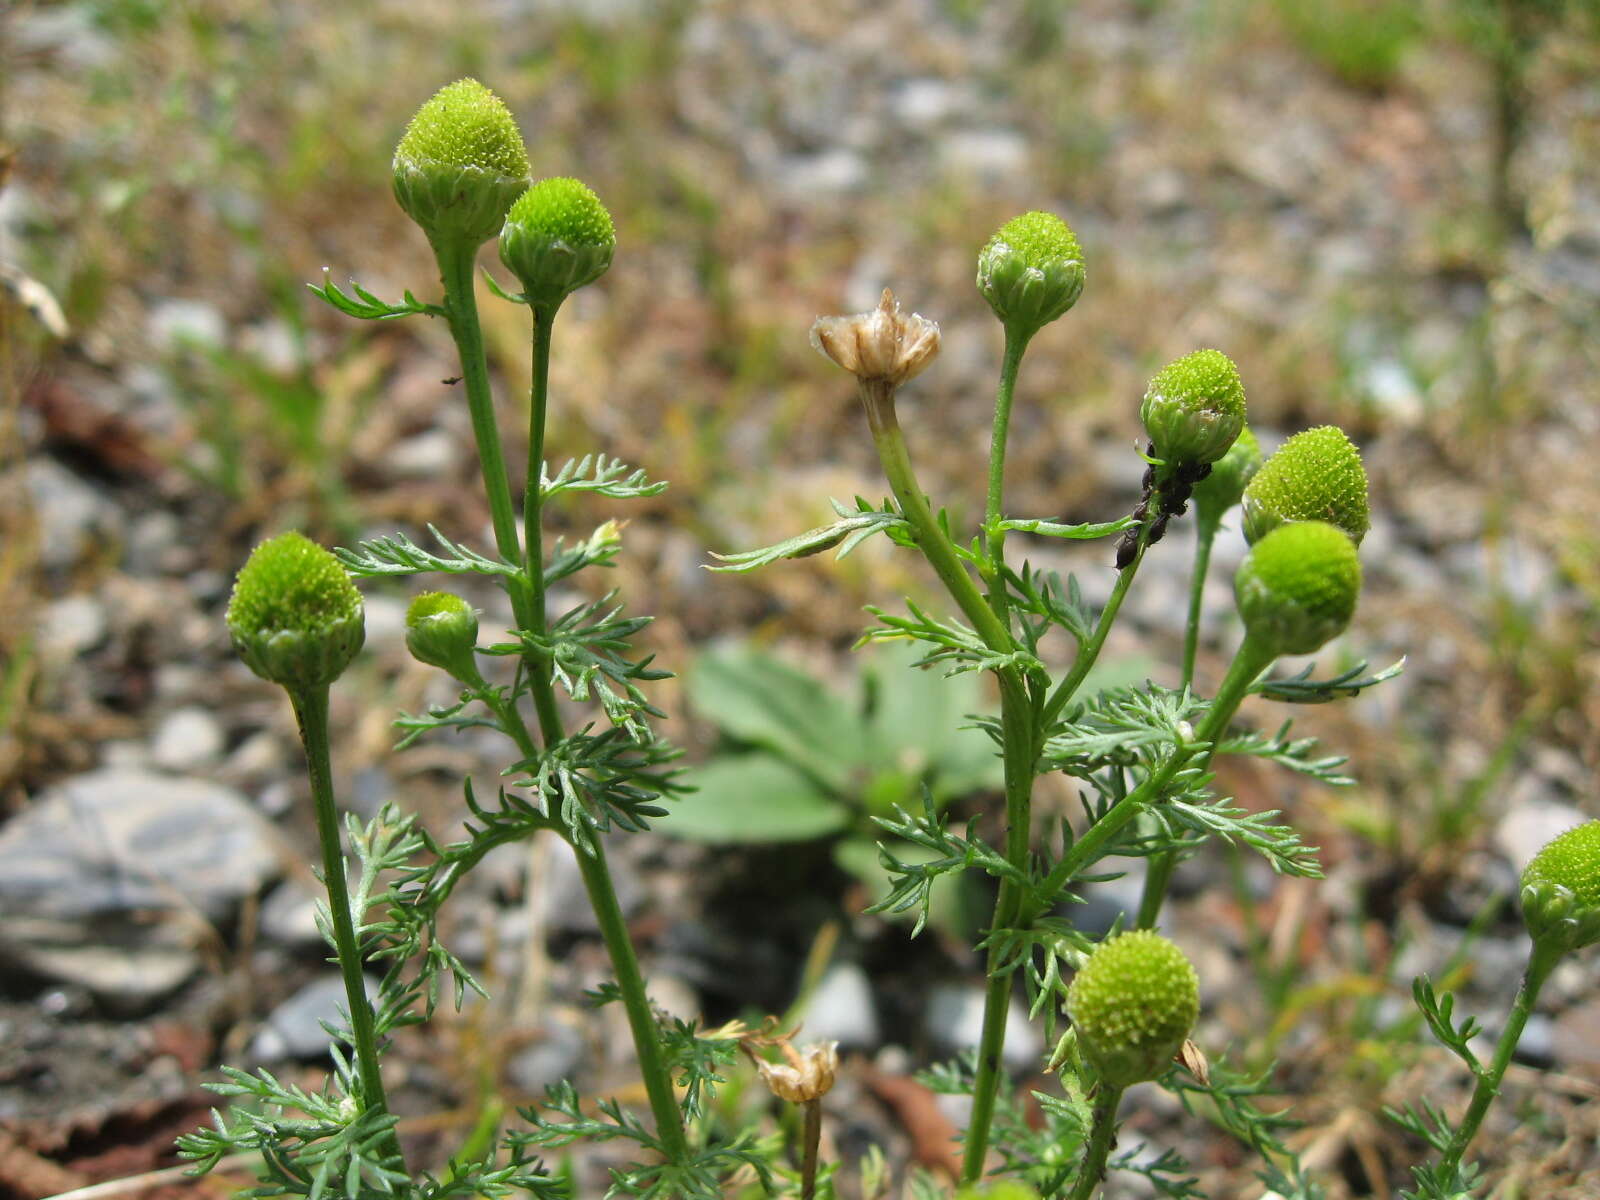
[976,210,1085,336]
[1242,424,1369,545]
[1140,348,1247,468]
[1066,930,1199,1089]
[226,532,365,690]
[810,288,941,391]
[499,176,617,308]
[1234,519,1361,656]
[1521,820,1600,953]
[392,78,531,248]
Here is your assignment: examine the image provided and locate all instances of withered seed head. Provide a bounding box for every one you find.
[750,1039,839,1104]
[810,289,940,391]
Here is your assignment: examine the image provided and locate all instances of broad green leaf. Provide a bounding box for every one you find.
[664,755,852,843]
[833,836,985,940]
[861,642,1002,807]
[686,647,865,792]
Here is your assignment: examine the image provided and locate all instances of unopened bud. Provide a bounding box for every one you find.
[1140,349,1247,469]
[498,176,616,309]
[1521,820,1600,954]
[1234,520,1361,657]
[1241,425,1369,545]
[227,533,365,691]
[393,79,530,249]
[405,591,481,681]
[1192,424,1261,522]
[1066,930,1199,1089]
[810,289,940,392]
[976,210,1085,338]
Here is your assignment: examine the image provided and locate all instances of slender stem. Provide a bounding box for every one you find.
[800,1098,823,1200]
[289,685,401,1167]
[1435,940,1562,1180]
[1182,512,1220,689]
[1070,1084,1127,1200]
[982,327,1031,625]
[1039,521,1152,735]
[520,304,565,745]
[1135,632,1275,930]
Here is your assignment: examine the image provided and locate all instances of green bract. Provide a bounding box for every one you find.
[499,177,616,308]
[1066,930,1199,1089]
[405,591,481,681]
[1521,820,1600,954]
[1235,520,1361,657]
[976,210,1085,337]
[393,78,530,249]
[1241,424,1369,545]
[227,532,365,691]
[1192,424,1262,521]
[1139,349,1247,468]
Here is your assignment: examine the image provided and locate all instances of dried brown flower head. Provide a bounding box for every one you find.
[810,289,940,391]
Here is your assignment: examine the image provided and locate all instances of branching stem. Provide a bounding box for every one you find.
[1070,1084,1126,1200]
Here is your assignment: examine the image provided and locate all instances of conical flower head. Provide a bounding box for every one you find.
[227,532,364,691]
[499,176,616,308]
[405,591,480,681]
[1242,425,1369,545]
[1235,520,1361,656]
[976,210,1085,337]
[1192,424,1262,521]
[1066,930,1199,1089]
[1521,820,1600,954]
[1140,349,1247,468]
[393,79,530,249]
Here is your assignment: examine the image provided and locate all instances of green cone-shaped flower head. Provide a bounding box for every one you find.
[1140,349,1247,468]
[405,591,481,681]
[227,532,364,691]
[499,177,616,308]
[1242,425,1369,545]
[976,211,1085,337]
[1521,821,1600,954]
[393,79,530,249]
[1066,930,1199,1089]
[1235,520,1361,656]
[1192,424,1262,522]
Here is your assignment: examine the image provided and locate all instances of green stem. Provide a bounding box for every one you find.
[800,1098,823,1200]
[1135,632,1275,930]
[858,385,1036,1185]
[1038,520,1153,735]
[289,685,401,1168]
[1435,940,1562,1180]
[520,303,565,745]
[982,327,1031,624]
[1182,512,1220,690]
[1070,1084,1127,1200]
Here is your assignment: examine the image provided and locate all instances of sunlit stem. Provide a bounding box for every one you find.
[1182,510,1221,689]
[982,326,1032,626]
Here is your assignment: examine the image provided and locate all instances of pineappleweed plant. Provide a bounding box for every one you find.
[177,78,1600,1200]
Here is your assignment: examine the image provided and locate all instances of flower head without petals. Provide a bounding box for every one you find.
[810,289,940,393]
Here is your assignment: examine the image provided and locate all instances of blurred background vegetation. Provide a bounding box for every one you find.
[3,0,1600,1194]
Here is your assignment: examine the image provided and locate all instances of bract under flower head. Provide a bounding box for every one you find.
[1140,349,1247,468]
[405,591,481,681]
[977,210,1085,336]
[1521,820,1600,953]
[393,78,530,249]
[810,289,940,392]
[1234,519,1361,656]
[499,176,616,308]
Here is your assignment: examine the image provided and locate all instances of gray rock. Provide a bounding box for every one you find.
[506,1012,587,1095]
[37,594,108,660]
[249,974,378,1061]
[0,769,284,1001]
[150,706,227,772]
[925,983,1043,1072]
[802,961,880,1049]
[388,430,459,480]
[124,510,186,575]
[937,128,1029,181]
[148,298,226,354]
[22,458,123,572]
[536,837,644,935]
[1493,800,1590,873]
[258,882,325,950]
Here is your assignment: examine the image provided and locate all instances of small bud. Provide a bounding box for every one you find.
[810,289,940,392]
[226,532,365,691]
[1140,349,1247,469]
[498,176,616,309]
[1234,520,1361,657]
[976,210,1085,337]
[405,591,481,681]
[393,79,531,249]
[1191,424,1261,522]
[1241,425,1369,545]
[751,1039,839,1104]
[1520,820,1600,954]
[1066,930,1199,1089]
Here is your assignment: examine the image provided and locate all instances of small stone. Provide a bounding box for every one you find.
[22,458,122,572]
[388,430,459,480]
[506,1010,586,1095]
[257,882,324,950]
[151,707,227,772]
[926,984,1043,1072]
[148,298,226,354]
[802,962,880,1049]
[37,594,108,660]
[1494,801,1591,873]
[248,974,378,1061]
